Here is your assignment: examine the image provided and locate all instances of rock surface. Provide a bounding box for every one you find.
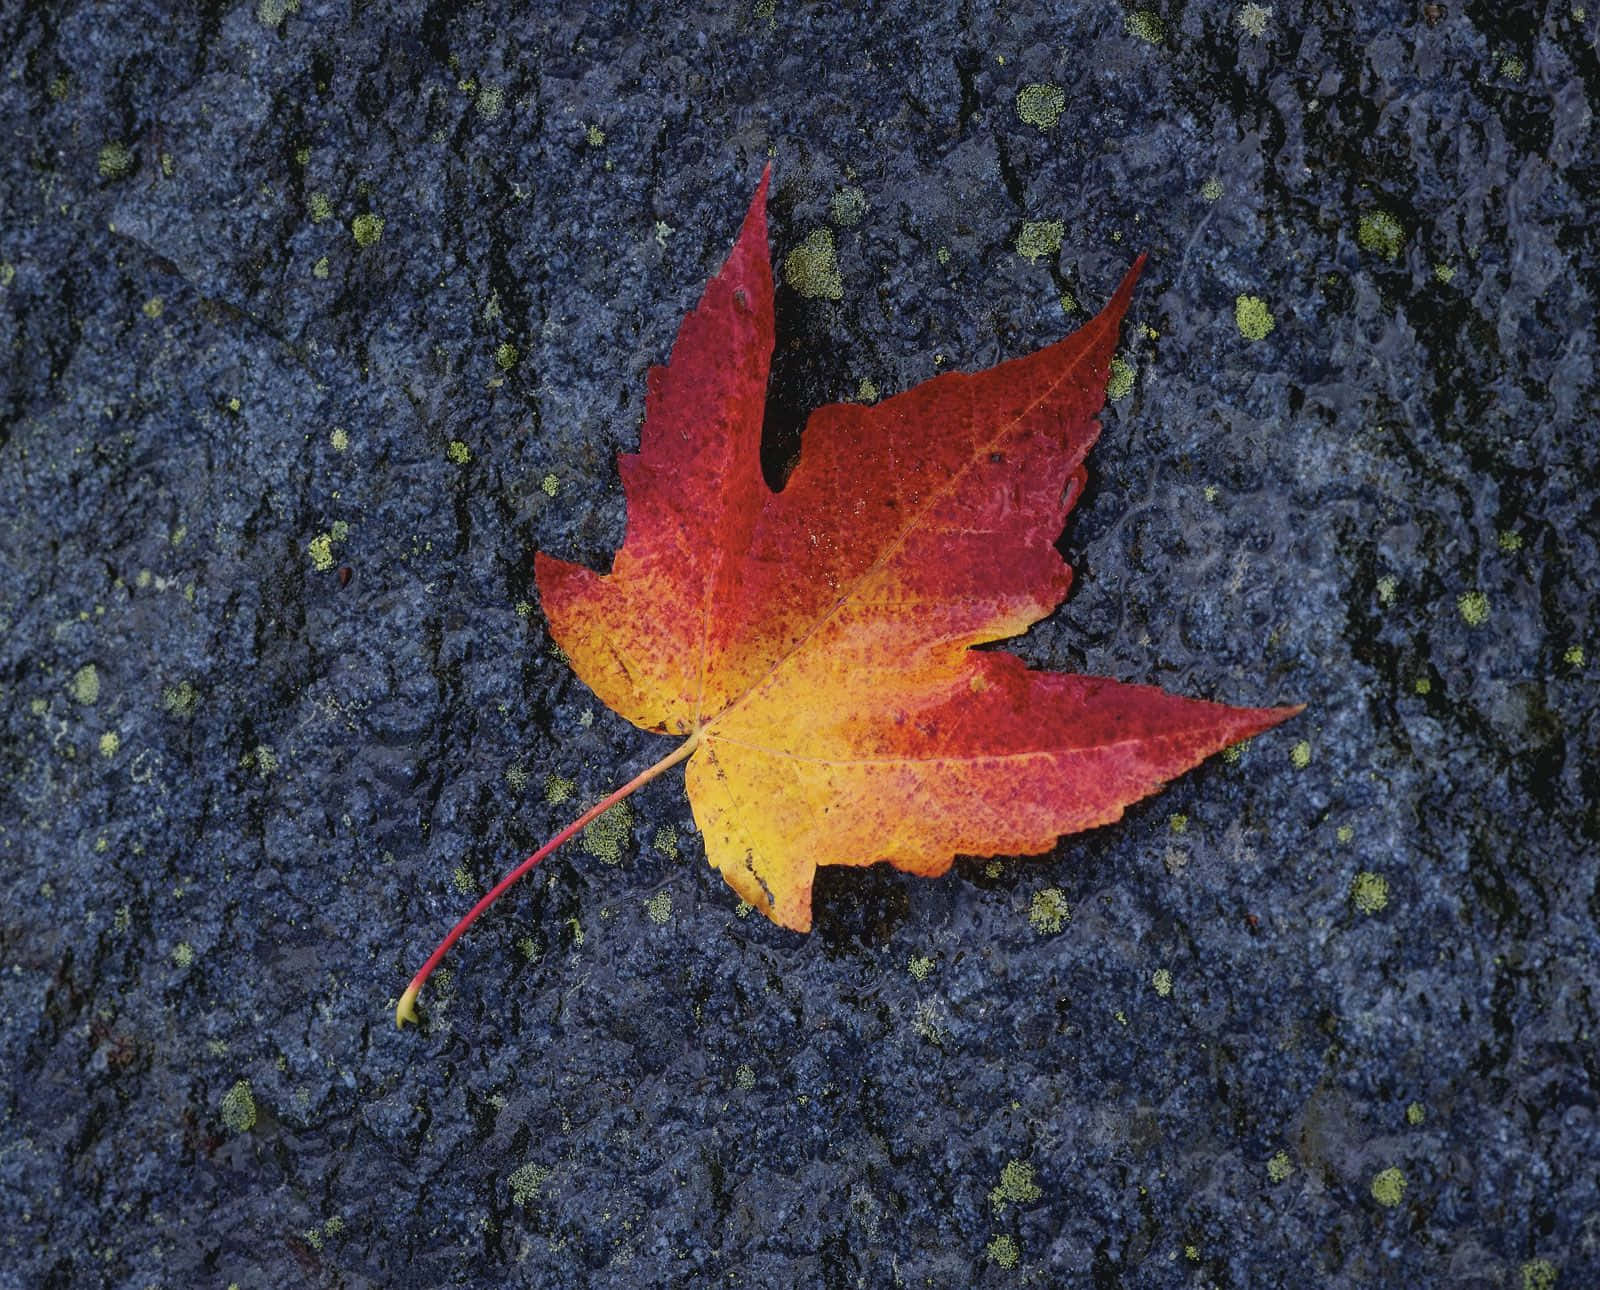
[1,2,1595,1287]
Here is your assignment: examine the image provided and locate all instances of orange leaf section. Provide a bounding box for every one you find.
[537,172,1296,931]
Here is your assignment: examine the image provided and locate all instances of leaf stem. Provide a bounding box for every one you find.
[396,730,702,1028]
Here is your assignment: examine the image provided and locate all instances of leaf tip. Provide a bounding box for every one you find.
[747,164,772,236]
[1108,253,1147,319]
[1231,701,1304,748]
[396,984,421,1030]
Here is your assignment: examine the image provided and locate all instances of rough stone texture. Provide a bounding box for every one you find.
[1,2,1595,1287]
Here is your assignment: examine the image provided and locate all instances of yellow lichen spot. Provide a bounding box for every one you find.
[735,899,753,918]
[513,599,532,618]
[1267,1150,1293,1182]
[313,256,330,279]
[908,954,935,981]
[1434,262,1456,283]
[476,85,504,120]
[1457,590,1490,626]
[1015,82,1066,129]
[71,664,100,705]
[256,0,299,26]
[1499,53,1527,81]
[1235,294,1275,340]
[1350,871,1389,914]
[308,533,335,571]
[544,772,575,805]
[247,744,278,778]
[1152,967,1173,997]
[351,212,384,247]
[99,731,120,758]
[582,799,633,864]
[585,123,606,147]
[0,263,13,288]
[1201,177,1223,202]
[784,228,843,299]
[1029,887,1070,934]
[829,186,868,227]
[566,917,584,946]
[1414,676,1431,695]
[1184,1244,1201,1261]
[734,1062,756,1090]
[1106,355,1135,400]
[1059,291,1077,314]
[1498,529,1523,552]
[540,473,559,497]
[1289,739,1311,769]
[1521,1258,1558,1290]
[1376,575,1397,605]
[1357,210,1405,260]
[1336,823,1354,844]
[495,342,519,371]
[329,520,349,542]
[1406,1101,1426,1126]
[221,1079,257,1132]
[98,142,134,180]
[330,427,349,452]
[447,439,471,464]
[142,296,164,319]
[1564,644,1585,666]
[1126,10,1164,42]
[986,1234,1020,1269]
[855,377,879,403]
[990,1160,1042,1214]
[1015,219,1063,264]
[163,680,198,717]
[308,191,333,223]
[302,1227,324,1252]
[1222,741,1243,764]
[644,890,672,924]
[1168,813,1188,834]
[1370,1166,1406,1207]
[1237,3,1273,36]
[114,905,131,933]
[936,246,951,265]
[172,941,194,968]
[452,865,475,895]
[507,1161,551,1206]
[655,823,678,859]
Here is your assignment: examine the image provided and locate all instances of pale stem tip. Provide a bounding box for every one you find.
[396,984,421,1030]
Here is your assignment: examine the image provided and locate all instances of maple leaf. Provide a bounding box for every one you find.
[397,167,1298,1026]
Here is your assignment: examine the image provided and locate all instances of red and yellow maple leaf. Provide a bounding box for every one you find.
[398,168,1297,1025]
